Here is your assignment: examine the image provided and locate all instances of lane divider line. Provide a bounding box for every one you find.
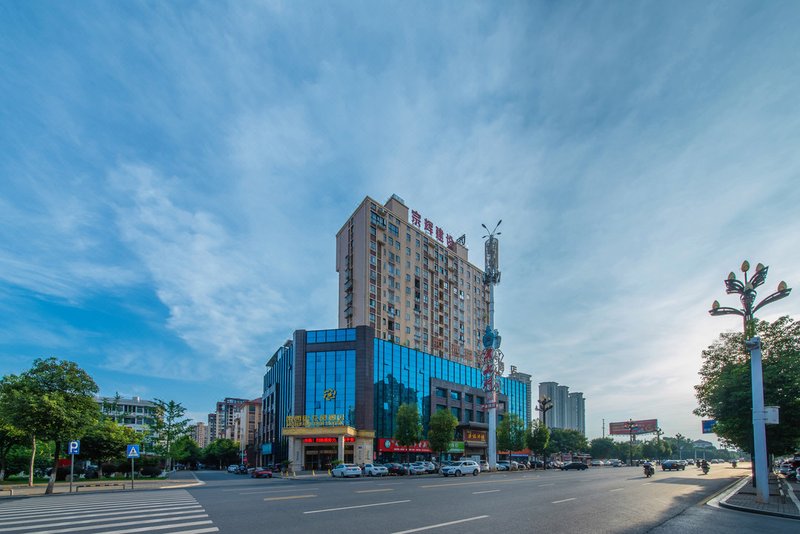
[391,515,489,534]
[472,490,500,495]
[552,498,576,504]
[304,500,410,514]
[356,489,395,493]
[264,494,317,501]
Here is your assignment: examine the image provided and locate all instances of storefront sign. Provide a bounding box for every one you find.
[323,388,336,401]
[261,443,273,454]
[464,430,487,442]
[302,437,355,444]
[285,414,345,428]
[447,441,465,453]
[410,209,459,249]
[377,438,432,453]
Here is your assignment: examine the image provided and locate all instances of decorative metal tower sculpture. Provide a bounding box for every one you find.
[481,221,503,471]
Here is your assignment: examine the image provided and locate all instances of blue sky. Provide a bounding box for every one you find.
[1,1,798,444]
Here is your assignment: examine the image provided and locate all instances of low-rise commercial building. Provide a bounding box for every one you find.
[258,326,530,469]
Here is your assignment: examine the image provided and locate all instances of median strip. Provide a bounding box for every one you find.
[304,500,410,514]
[391,515,489,534]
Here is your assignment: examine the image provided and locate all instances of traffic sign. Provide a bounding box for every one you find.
[701,420,716,434]
[126,444,140,458]
[68,440,80,455]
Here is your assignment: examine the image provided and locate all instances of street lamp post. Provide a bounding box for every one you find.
[709,261,791,504]
[625,419,640,466]
[675,433,683,460]
[655,427,663,464]
[536,397,553,469]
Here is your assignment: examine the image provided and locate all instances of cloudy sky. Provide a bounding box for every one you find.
[1,1,798,444]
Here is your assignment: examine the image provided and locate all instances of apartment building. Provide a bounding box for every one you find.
[215,397,248,440]
[190,421,209,449]
[336,194,491,367]
[538,382,586,435]
[97,396,156,433]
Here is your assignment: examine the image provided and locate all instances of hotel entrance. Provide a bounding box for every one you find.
[302,437,355,470]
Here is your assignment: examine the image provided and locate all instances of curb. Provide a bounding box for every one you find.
[718,477,800,520]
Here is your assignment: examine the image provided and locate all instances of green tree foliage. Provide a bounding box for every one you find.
[547,428,589,454]
[0,358,99,492]
[202,438,240,469]
[589,437,616,459]
[427,409,458,461]
[172,435,202,468]
[527,420,550,467]
[695,316,800,455]
[394,403,422,462]
[0,421,25,481]
[496,414,526,461]
[81,419,139,476]
[152,399,192,470]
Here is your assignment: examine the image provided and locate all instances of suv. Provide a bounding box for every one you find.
[441,460,480,477]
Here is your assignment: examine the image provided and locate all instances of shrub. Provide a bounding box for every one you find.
[140,465,161,477]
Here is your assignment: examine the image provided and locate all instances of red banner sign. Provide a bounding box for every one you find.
[609,419,658,435]
[302,437,355,444]
[377,438,432,453]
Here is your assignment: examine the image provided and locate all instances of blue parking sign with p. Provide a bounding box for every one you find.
[126,444,140,458]
[68,440,80,455]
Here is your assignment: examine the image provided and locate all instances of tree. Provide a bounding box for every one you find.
[695,316,800,456]
[527,420,550,468]
[496,414,526,464]
[394,403,422,462]
[0,421,25,481]
[0,358,99,493]
[202,438,240,469]
[589,437,616,460]
[152,399,192,470]
[427,409,458,461]
[81,419,139,477]
[172,435,202,469]
[547,428,589,454]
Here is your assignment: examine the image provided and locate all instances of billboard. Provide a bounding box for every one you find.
[609,419,658,435]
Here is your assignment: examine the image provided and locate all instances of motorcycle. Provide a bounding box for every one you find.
[702,464,710,475]
[643,464,654,478]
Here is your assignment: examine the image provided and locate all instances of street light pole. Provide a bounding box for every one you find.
[675,433,683,460]
[626,419,639,466]
[709,261,791,504]
[536,397,553,469]
[655,427,663,464]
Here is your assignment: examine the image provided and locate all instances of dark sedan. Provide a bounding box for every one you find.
[561,462,588,471]
[661,460,685,471]
[386,463,407,475]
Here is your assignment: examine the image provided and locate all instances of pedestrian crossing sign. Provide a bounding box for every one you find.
[126,444,140,458]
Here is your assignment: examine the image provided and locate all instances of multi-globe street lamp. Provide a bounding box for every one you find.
[709,261,791,503]
[535,397,553,468]
[674,433,683,460]
[624,419,640,466]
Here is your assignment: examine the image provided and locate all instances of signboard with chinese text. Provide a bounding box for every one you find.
[464,430,487,442]
[377,438,432,453]
[447,441,465,453]
[302,437,355,444]
[409,209,458,250]
[285,414,345,428]
[609,419,658,435]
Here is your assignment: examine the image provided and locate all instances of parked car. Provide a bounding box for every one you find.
[251,467,273,478]
[403,463,426,475]
[441,460,480,477]
[661,460,686,471]
[590,460,603,467]
[227,464,239,473]
[480,460,490,471]
[331,464,362,478]
[235,465,249,474]
[496,461,510,471]
[363,463,388,477]
[778,462,794,476]
[561,462,588,471]
[386,463,406,476]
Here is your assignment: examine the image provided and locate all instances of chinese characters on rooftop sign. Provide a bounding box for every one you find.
[285,414,345,428]
[410,209,458,251]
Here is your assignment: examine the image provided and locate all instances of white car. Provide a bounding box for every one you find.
[363,463,388,477]
[331,464,362,478]
[441,460,480,477]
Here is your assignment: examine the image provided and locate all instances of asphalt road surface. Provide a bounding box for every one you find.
[183,465,793,534]
[2,466,796,533]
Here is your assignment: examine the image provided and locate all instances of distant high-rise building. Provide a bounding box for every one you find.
[207,413,217,441]
[215,397,248,440]
[568,392,586,435]
[336,194,491,366]
[538,382,586,435]
[190,422,208,449]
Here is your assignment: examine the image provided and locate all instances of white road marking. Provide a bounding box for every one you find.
[391,515,489,534]
[0,508,203,527]
[421,478,529,489]
[304,500,411,514]
[238,487,320,495]
[472,490,500,494]
[356,488,395,493]
[83,520,214,534]
[263,494,317,501]
[552,498,576,504]
[610,488,625,492]
[162,529,219,534]
[538,483,554,487]
[0,516,211,534]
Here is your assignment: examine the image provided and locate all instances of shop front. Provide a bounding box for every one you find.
[282,415,374,471]
[462,427,488,459]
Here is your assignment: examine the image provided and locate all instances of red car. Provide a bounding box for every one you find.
[251,467,273,478]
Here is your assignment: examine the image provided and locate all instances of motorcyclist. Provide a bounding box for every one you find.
[643,461,654,477]
[701,459,709,473]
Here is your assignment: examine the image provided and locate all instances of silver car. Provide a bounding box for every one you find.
[441,460,480,477]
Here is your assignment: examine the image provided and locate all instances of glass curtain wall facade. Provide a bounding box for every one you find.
[304,349,357,426]
[374,339,528,438]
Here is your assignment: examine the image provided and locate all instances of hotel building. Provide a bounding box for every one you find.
[336,194,491,367]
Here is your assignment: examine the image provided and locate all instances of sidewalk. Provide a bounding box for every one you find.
[719,473,800,519]
[0,471,203,498]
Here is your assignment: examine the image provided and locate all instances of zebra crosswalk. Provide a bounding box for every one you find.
[0,489,218,534]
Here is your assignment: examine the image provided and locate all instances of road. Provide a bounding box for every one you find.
[1,466,796,533]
